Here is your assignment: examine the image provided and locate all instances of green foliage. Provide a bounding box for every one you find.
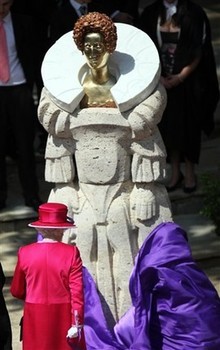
[200,173,220,222]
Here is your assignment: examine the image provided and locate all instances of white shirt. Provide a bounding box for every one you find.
[163,0,178,21]
[0,12,26,86]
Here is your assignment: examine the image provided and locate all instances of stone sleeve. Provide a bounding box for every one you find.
[38,88,76,183]
[127,83,167,141]
[38,87,73,138]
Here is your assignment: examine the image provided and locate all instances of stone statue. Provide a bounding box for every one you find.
[38,12,173,324]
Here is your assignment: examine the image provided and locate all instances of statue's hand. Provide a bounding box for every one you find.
[130,186,156,221]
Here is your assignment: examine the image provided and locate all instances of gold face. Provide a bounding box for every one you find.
[83,32,110,69]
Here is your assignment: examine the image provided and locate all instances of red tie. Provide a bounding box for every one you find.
[0,21,10,83]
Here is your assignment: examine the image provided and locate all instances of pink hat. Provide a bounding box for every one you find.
[29,202,75,228]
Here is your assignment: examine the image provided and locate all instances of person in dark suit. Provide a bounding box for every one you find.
[0,0,41,211]
[11,0,58,98]
[11,0,60,155]
[49,0,90,44]
[112,0,140,27]
[49,0,135,45]
[0,263,12,350]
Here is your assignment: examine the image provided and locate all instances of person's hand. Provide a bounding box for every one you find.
[161,75,183,89]
[66,326,78,338]
[130,187,156,221]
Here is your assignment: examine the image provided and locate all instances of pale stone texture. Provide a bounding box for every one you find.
[38,23,173,323]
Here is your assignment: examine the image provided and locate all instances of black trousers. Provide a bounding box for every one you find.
[0,84,39,205]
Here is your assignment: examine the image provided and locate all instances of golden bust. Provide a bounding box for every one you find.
[73,12,117,108]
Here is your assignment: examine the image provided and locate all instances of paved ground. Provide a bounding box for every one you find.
[0,1,220,349]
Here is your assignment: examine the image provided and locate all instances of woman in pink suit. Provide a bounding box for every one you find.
[10,202,86,350]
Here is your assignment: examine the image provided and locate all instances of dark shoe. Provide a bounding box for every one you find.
[183,184,197,194]
[25,198,42,212]
[166,172,184,192]
[183,175,197,194]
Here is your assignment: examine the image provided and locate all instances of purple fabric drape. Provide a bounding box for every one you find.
[83,222,220,350]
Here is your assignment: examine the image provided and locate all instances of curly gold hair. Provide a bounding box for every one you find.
[73,12,117,53]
